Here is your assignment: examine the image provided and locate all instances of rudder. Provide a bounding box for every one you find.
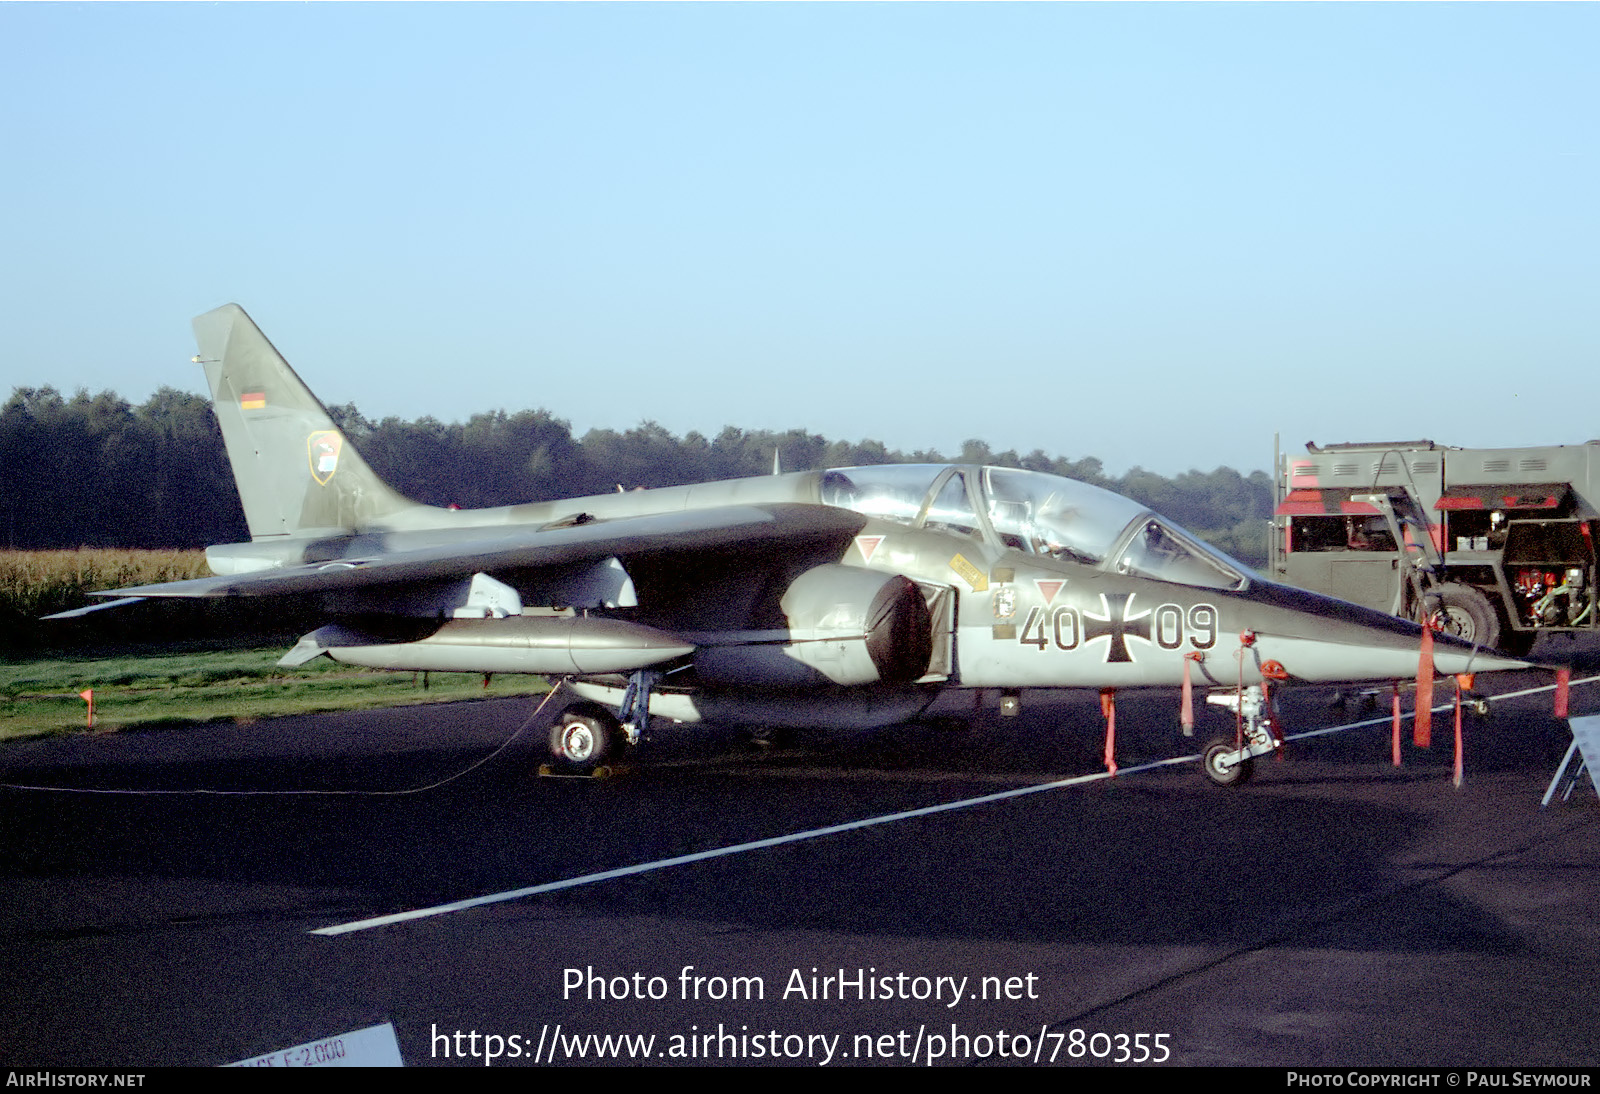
[192,304,423,539]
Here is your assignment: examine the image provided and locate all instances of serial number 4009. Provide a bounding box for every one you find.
[1064,1030,1171,1063]
[1017,603,1218,652]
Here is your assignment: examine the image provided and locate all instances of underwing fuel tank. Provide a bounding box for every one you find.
[281,616,695,675]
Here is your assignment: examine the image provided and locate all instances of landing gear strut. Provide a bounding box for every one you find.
[1200,685,1281,787]
[615,669,659,748]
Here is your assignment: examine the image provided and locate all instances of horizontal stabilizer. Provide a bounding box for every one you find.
[41,597,148,621]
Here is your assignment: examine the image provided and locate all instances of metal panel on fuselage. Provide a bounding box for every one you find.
[824,517,1223,689]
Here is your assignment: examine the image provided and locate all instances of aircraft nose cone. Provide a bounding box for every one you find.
[1253,633,1528,684]
[1244,580,1529,684]
[1429,644,1529,677]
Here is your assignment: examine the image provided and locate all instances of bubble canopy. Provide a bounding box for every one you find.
[820,465,1249,592]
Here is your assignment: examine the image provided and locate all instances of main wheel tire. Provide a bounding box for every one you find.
[1419,584,1500,649]
[549,706,619,771]
[1202,738,1254,787]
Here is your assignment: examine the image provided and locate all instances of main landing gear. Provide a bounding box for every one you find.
[1200,685,1281,787]
[546,670,659,775]
[548,706,621,773]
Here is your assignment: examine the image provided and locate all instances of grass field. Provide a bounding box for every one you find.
[0,646,549,741]
[0,550,552,740]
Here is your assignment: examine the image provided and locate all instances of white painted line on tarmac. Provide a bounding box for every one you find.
[1283,672,1600,743]
[311,753,1199,936]
[313,671,1599,937]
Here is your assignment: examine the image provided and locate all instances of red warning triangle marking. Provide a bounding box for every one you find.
[1035,579,1065,606]
[854,535,885,564]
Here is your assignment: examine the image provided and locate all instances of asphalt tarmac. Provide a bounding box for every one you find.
[1,670,1597,1068]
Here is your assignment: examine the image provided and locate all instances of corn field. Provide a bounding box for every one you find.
[0,550,220,651]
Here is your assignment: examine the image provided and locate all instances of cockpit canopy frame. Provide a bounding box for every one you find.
[821,464,1249,592]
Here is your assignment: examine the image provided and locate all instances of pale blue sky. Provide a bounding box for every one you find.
[2,3,1595,476]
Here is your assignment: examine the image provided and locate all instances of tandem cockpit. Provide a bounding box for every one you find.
[820,464,1251,592]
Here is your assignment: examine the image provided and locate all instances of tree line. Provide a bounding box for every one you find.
[0,386,1274,566]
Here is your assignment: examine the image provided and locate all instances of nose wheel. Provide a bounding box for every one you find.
[1202,738,1255,786]
[1200,685,1279,787]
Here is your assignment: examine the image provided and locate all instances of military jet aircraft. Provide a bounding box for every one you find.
[66,305,1529,784]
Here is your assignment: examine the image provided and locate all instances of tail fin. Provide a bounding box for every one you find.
[192,304,427,539]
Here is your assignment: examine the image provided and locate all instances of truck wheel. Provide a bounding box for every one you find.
[1419,584,1499,648]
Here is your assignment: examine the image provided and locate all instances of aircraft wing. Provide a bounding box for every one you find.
[96,503,867,600]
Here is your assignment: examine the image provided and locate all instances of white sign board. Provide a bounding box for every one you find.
[1544,715,1600,807]
[1570,715,1600,798]
[227,1021,404,1067]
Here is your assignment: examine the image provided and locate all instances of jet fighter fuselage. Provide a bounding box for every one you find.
[81,305,1528,778]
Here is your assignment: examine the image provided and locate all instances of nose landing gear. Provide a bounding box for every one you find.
[1200,685,1281,787]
